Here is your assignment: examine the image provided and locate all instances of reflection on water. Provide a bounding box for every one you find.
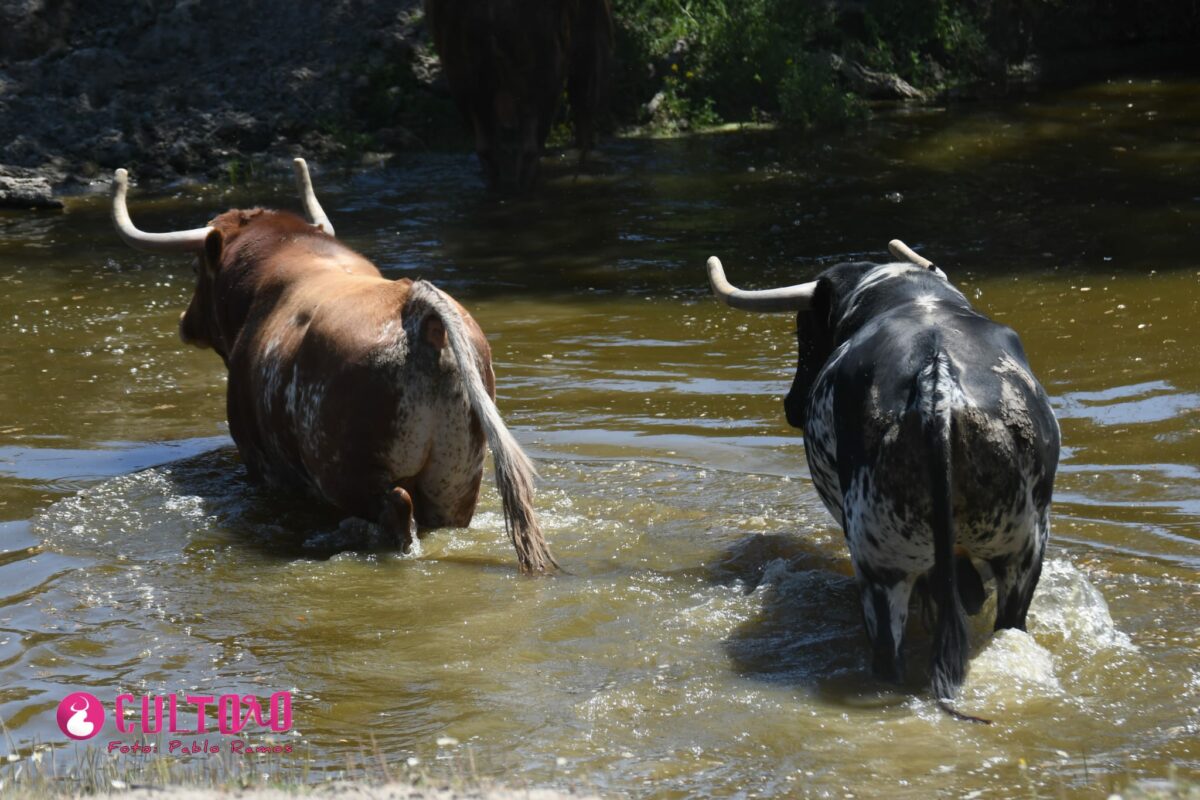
[1056,380,1200,426]
[1,76,1198,796]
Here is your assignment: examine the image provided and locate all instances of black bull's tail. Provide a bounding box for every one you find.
[409,281,557,574]
[924,346,991,724]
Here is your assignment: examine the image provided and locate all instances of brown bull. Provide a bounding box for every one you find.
[426,0,612,193]
[111,159,554,572]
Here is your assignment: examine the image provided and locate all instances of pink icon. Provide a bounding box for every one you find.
[57,692,104,740]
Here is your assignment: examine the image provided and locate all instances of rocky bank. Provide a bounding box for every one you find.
[0,0,441,207]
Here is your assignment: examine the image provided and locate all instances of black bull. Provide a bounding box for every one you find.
[707,244,1060,712]
[426,0,612,193]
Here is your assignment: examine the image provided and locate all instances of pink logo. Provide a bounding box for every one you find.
[57,692,105,740]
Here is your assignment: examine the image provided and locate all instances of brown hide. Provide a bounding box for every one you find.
[179,210,537,562]
[113,160,553,570]
[426,0,612,193]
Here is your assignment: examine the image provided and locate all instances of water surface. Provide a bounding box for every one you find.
[1,76,1198,797]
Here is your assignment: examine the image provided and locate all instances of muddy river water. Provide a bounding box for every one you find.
[1,76,1198,797]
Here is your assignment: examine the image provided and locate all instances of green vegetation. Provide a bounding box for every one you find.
[279,1,1200,150]
[224,158,261,186]
[777,56,866,129]
[347,57,461,150]
[610,0,1200,133]
[612,0,991,131]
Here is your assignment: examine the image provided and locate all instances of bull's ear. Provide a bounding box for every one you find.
[795,277,836,344]
[202,228,224,279]
[786,277,838,428]
[813,276,838,333]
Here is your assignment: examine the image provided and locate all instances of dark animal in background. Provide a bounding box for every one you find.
[706,241,1060,718]
[425,0,612,193]
[111,160,555,572]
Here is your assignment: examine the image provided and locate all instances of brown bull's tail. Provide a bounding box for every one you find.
[409,281,556,574]
[923,345,990,724]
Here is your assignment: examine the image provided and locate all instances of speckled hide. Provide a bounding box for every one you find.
[781,260,1060,701]
[176,208,553,572]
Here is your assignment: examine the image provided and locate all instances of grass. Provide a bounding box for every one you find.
[0,732,1192,799]
[1,704,1194,797]
[0,733,484,798]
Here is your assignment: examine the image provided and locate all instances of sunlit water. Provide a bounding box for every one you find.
[1,77,1198,797]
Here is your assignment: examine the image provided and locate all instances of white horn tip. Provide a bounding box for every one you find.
[706,255,735,306]
[292,159,311,185]
[706,256,727,285]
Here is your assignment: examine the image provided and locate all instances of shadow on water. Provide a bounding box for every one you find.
[708,534,872,694]
[149,446,409,561]
[374,82,1200,300]
[151,447,522,571]
[709,532,972,714]
[59,75,1200,313]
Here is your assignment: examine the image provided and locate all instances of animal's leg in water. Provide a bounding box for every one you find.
[857,564,916,684]
[991,516,1048,631]
[380,486,416,551]
[991,548,1041,631]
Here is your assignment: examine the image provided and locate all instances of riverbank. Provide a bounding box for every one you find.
[0,0,444,204]
[3,0,1198,209]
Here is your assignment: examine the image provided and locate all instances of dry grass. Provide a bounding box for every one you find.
[0,718,1189,799]
[0,734,569,799]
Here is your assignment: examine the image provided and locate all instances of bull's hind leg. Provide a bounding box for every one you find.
[856,561,916,683]
[915,552,985,632]
[413,412,487,530]
[990,514,1049,631]
[415,466,484,529]
[379,485,417,552]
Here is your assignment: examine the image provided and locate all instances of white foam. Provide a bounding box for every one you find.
[962,628,1063,706]
[1028,559,1135,654]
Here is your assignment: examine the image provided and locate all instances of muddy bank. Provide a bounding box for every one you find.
[0,0,440,202]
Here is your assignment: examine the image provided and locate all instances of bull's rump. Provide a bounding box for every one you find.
[226,276,488,524]
[806,311,1059,574]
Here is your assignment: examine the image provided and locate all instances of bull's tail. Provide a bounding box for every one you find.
[409,281,556,574]
[922,343,990,724]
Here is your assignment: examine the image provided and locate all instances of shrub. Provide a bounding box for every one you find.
[777,57,867,128]
[611,0,995,132]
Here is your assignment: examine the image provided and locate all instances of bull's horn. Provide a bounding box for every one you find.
[292,158,335,237]
[111,169,212,254]
[888,239,934,270]
[706,256,815,312]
